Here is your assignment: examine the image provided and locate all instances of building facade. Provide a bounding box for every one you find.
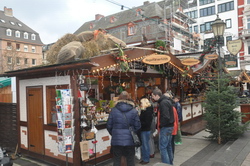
[183,0,243,71]
[238,0,250,70]
[0,7,43,74]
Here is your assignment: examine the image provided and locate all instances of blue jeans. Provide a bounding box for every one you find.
[141,131,150,162]
[159,127,173,165]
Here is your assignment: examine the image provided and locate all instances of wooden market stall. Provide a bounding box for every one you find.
[1,44,184,166]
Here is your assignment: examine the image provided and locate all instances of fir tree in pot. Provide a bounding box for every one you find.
[203,75,249,144]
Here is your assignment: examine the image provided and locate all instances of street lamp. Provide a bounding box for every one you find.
[211,14,226,145]
[211,15,226,76]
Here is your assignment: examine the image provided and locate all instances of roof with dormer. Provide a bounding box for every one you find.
[0,10,43,45]
[74,2,164,34]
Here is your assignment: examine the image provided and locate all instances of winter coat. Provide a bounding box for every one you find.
[140,106,153,131]
[157,95,174,128]
[107,100,141,146]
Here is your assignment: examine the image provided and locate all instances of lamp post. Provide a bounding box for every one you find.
[211,15,226,76]
[211,15,226,144]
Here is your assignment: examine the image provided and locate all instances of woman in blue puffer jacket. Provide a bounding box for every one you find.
[107,91,141,166]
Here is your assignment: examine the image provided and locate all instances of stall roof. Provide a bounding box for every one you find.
[1,44,194,79]
[0,59,96,78]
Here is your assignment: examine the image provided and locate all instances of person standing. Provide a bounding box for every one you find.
[164,93,178,154]
[107,91,141,166]
[152,88,174,165]
[139,98,153,165]
[174,96,183,145]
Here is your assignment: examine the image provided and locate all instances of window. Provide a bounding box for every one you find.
[200,24,205,33]
[226,36,232,42]
[194,25,198,33]
[15,31,20,38]
[199,0,215,5]
[0,19,5,23]
[32,46,36,53]
[248,0,250,4]
[10,21,15,25]
[46,85,68,124]
[205,22,212,31]
[248,45,250,55]
[189,26,193,33]
[110,16,116,23]
[226,19,232,28]
[31,34,36,40]
[24,58,28,65]
[7,42,12,50]
[136,8,144,17]
[128,22,136,35]
[200,6,215,17]
[6,29,12,36]
[186,10,198,19]
[7,57,12,64]
[24,45,28,52]
[16,57,20,65]
[32,59,36,65]
[24,32,28,39]
[247,17,250,30]
[16,44,20,51]
[89,23,94,29]
[17,23,22,26]
[199,22,213,33]
[218,1,234,13]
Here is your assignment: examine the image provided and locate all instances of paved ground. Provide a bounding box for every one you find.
[10,129,250,166]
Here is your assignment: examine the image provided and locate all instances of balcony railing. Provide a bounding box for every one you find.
[240,29,250,38]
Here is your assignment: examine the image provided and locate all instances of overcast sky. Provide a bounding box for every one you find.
[0,0,162,44]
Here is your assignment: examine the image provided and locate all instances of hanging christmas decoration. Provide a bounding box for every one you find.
[112,44,130,72]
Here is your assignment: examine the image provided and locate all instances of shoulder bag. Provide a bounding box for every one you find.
[121,112,141,147]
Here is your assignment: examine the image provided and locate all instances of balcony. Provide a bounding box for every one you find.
[240,29,250,39]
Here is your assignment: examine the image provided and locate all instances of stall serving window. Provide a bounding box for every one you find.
[46,85,68,125]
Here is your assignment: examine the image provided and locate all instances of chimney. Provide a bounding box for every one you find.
[95,14,104,21]
[4,6,13,17]
[144,1,150,5]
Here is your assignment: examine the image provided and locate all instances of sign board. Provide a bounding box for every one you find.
[80,83,89,91]
[142,53,171,65]
[224,54,238,68]
[204,54,218,60]
[227,39,242,56]
[181,58,200,66]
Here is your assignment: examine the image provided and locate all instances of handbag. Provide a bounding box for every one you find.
[121,112,141,147]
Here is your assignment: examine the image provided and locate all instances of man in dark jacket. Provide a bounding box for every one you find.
[152,88,174,165]
[107,91,141,166]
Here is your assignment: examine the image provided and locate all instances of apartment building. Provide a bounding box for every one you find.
[238,0,250,70]
[184,0,240,70]
[0,7,43,74]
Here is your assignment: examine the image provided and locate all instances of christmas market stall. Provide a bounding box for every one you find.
[0,37,191,166]
[1,30,207,165]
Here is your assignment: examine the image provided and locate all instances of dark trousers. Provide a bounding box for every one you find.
[112,145,135,166]
[172,135,176,154]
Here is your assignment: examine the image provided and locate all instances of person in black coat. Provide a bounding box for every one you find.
[139,98,153,165]
[107,91,141,166]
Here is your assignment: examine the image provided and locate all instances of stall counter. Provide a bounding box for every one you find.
[181,101,204,122]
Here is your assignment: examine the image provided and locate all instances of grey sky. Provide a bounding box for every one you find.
[0,0,162,44]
